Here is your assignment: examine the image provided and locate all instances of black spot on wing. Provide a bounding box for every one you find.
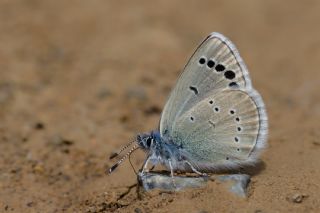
[199,57,206,65]
[229,82,239,89]
[207,60,215,68]
[215,64,225,72]
[224,70,236,79]
[189,86,198,95]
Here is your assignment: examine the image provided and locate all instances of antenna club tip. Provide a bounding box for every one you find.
[108,163,119,174]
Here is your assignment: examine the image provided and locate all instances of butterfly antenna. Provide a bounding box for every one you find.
[109,139,136,160]
[108,145,139,174]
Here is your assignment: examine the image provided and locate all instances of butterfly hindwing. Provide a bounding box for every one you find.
[171,89,267,170]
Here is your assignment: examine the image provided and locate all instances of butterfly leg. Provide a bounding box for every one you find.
[185,161,208,177]
[168,160,177,188]
[149,165,155,171]
[141,156,151,174]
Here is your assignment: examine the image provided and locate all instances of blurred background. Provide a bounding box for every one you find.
[0,0,319,212]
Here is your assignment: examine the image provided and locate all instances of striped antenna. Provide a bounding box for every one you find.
[109,139,136,160]
[108,145,139,174]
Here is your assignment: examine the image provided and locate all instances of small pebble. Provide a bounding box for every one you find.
[134,207,143,213]
[291,193,307,203]
[33,164,45,174]
[34,122,45,130]
[49,135,74,146]
[86,206,97,212]
[26,202,34,207]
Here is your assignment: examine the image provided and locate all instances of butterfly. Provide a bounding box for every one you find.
[108,32,268,178]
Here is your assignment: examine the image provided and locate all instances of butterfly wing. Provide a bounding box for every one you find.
[159,32,267,170]
[171,89,267,170]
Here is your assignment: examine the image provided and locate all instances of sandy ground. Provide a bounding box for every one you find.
[0,0,320,212]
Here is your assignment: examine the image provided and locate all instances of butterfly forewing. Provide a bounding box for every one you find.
[160,33,252,136]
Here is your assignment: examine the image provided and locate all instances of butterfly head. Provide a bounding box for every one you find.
[137,131,161,151]
[137,133,154,151]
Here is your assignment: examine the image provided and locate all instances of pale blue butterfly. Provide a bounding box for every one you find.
[108,32,268,178]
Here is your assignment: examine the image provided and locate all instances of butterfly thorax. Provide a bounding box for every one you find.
[137,131,189,170]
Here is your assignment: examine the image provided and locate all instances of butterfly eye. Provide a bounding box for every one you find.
[146,138,152,147]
